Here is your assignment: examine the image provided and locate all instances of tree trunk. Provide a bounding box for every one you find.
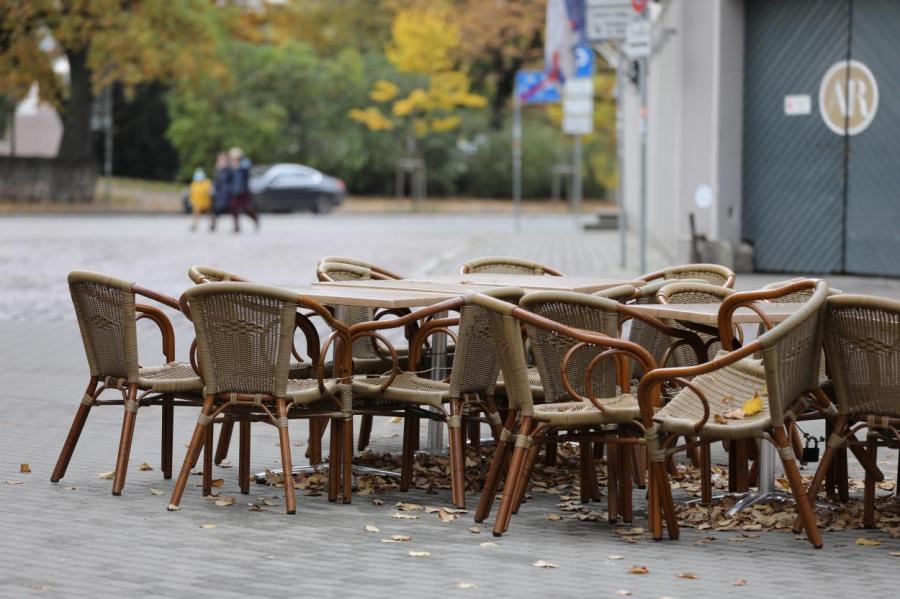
[56,48,94,162]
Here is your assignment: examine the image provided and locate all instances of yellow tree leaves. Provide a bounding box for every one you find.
[350,4,486,140]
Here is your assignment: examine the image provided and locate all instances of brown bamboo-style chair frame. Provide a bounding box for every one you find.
[637,279,830,548]
[52,271,204,496]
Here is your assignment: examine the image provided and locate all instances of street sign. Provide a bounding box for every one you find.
[624,18,651,59]
[784,94,812,116]
[563,77,594,136]
[514,70,561,105]
[586,0,632,42]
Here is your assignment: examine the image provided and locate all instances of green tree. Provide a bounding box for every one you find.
[0,0,226,161]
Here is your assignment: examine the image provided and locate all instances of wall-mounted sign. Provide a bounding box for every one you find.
[784,94,811,116]
[586,0,632,42]
[819,59,878,136]
[694,184,713,210]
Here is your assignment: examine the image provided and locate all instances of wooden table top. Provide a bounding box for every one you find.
[314,273,637,294]
[627,302,803,325]
[292,284,462,309]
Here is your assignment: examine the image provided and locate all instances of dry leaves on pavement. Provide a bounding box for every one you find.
[215,496,235,507]
[408,550,430,557]
[19,464,31,473]
[199,523,216,529]
[150,488,164,496]
[456,583,478,590]
[533,560,558,568]
[627,565,649,575]
[98,471,115,479]
[364,524,380,533]
[139,462,153,471]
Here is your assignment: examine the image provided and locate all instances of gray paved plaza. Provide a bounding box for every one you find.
[0,213,898,598]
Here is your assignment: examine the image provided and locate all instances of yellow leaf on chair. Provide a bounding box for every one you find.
[741,392,764,417]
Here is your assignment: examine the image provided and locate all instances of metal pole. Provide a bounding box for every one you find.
[572,135,582,214]
[616,53,626,269]
[638,54,648,275]
[512,96,522,233]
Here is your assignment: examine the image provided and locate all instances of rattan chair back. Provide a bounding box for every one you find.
[188,265,247,284]
[642,263,735,288]
[520,291,622,403]
[319,256,403,280]
[460,256,564,276]
[823,294,900,418]
[68,271,140,383]
[658,282,734,366]
[316,262,379,359]
[757,280,828,425]
[183,282,298,397]
[448,288,524,397]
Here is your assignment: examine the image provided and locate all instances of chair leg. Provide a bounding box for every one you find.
[307,416,326,465]
[468,417,481,452]
[836,443,850,502]
[328,417,341,503]
[239,417,251,494]
[512,424,548,514]
[214,419,234,466]
[448,399,466,508]
[400,412,415,492]
[685,434,701,467]
[772,426,822,548]
[168,395,215,510]
[482,395,503,439]
[357,414,373,451]
[544,429,559,466]
[112,384,140,496]
[619,437,633,523]
[342,416,353,504]
[276,399,297,515]
[792,415,847,533]
[51,378,98,483]
[202,421,213,497]
[699,440,712,506]
[161,395,174,479]
[409,416,420,452]
[863,433,878,529]
[606,436,619,523]
[492,416,532,536]
[633,445,647,489]
[475,410,517,523]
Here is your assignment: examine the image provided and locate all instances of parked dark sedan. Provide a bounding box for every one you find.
[249,163,345,213]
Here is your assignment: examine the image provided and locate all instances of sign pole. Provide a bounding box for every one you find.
[616,51,627,269]
[572,135,582,213]
[638,54,647,275]
[512,95,523,233]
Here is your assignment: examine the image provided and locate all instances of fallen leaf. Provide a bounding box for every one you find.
[468,526,481,534]
[608,555,624,560]
[150,488,164,496]
[723,408,745,420]
[616,591,632,596]
[713,414,727,425]
[98,471,115,480]
[392,512,418,520]
[677,572,698,579]
[396,502,424,511]
[19,464,31,473]
[249,504,265,512]
[628,565,649,575]
[199,523,217,529]
[409,550,430,557]
[389,416,402,423]
[456,582,477,590]
[211,479,225,488]
[437,508,456,523]
[390,534,411,542]
[732,579,748,587]
[479,541,499,548]
[372,499,385,507]
[547,513,562,521]
[889,551,900,557]
[533,560,558,568]
[139,462,153,471]
[364,524,380,533]
[855,538,882,546]
[5,480,24,485]
[741,392,764,416]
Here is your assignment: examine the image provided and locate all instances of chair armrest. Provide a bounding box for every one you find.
[135,304,175,363]
[408,317,459,371]
[619,303,709,364]
[717,279,818,350]
[133,284,181,311]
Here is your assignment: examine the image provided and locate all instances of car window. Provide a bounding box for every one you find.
[271,173,314,188]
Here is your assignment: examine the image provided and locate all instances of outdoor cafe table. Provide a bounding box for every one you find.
[309,275,636,450]
[627,300,804,513]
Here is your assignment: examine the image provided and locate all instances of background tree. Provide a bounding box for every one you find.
[0,0,226,162]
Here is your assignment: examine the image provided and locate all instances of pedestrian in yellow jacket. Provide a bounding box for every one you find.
[189,168,213,232]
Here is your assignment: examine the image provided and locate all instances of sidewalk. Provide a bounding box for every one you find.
[0,213,897,598]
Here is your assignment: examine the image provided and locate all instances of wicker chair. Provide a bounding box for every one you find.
[470,291,682,536]
[188,265,249,284]
[657,282,736,366]
[639,263,736,288]
[460,256,564,276]
[347,287,524,508]
[640,279,829,547]
[51,271,204,495]
[793,294,900,531]
[319,256,404,280]
[168,282,343,514]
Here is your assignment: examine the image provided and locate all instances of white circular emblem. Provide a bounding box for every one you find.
[819,60,878,136]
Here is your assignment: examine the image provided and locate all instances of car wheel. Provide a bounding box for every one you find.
[313,195,333,215]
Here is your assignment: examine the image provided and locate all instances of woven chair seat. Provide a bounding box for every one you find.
[533,393,640,426]
[496,366,544,401]
[352,372,449,408]
[655,357,770,439]
[286,378,338,404]
[138,362,203,393]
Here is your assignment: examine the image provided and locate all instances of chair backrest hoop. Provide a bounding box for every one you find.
[460,256,564,276]
[188,265,246,284]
